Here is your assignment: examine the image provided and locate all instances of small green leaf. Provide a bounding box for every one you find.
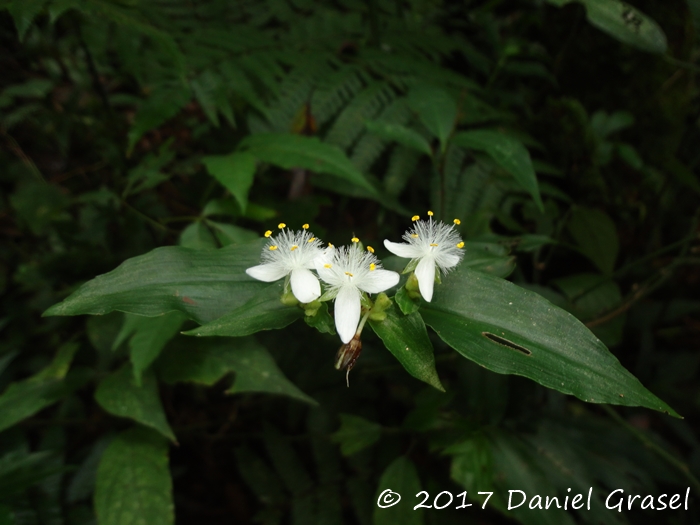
[43,239,267,325]
[240,133,377,196]
[206,221,258,246]
[178,222,218,250]
[304,301,336,334]
[365,121,432,156]
[567,207,618,274]
[94,427,173,525]
[369,304,444,391]
[407,84,456,153]
[95,365,176,442]
[331,414,381,456]
[420,265,679,416]
[202,152,257,213]
[373,457,423,525]
[183,282,303,337]
[394,286,420,315]
[452,130,543,211]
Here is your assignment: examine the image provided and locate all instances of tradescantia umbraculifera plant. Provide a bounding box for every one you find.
[44,212,679,418]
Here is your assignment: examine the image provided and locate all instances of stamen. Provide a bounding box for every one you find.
[278,222,286,229]
[366,246,374,253]
[302,223,309,229]
[453,219,461,225]
[269,245,278,251]
[411,215,420,221]
[345,272,354,277]
[308,237,316,242]
[324,264,332,268]
[430,243,438,247]
[457,242,465,248]
[411,233,419,238]
[427,210,434,216]
[369,263,376,271]
[351,237,359,243]
[328,242,334,248]
[290,245,298,251]
[264,230,272,238]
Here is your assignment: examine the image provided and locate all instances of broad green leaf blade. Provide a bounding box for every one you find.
[567,207,618,274]
[183,282,303,337]
[240,133,377,196]
[0,343,89,433]
[420,265,679,416]
[365,121,432,156]
[373,457,423,525]
[369,305,444,391]
[331,414,381,456]
[94,427,173,525]
[202,152,257,213]
[406,84,456,153]
[43,239,266,325]
[95,366,176,442]
[157,338,315,404]
[452,130,543,211]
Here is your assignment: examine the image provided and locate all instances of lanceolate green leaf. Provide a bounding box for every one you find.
[369,305,444,392]
[452,130,543,212]
[240,133,378,196]
[95,366,176,442]
[182,282,303,337]
[94,427,173,525]
[43,239,266,324]
[202,151,257,213]
[420,265,679,416]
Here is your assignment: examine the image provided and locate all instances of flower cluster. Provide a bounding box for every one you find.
[245,213,464,345]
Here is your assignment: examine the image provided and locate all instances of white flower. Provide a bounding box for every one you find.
[383,212,465,302]
[315,244,399,343]
[246,224,324,303]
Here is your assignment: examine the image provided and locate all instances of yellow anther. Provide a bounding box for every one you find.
[351,237,359,243]
[278,222,286,229]
[308,237,316,242]
[367,246,374,253]
[411,215,420,221]
[290,245,298,251]
[324,264,332,268]
[427,210,434,216]
[345,272,354,277]
[411,233,419,238]
[453,219,461,225]
[369,263,376,271]
[302,223,309,229]
[430,243,438,247]
[457,241,465,248]
[269,245,278,251]
[264,230,272,238]
[328,242,334,248]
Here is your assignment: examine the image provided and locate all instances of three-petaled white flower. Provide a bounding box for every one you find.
[315,244,399,343]
[246,225,324,303]
[383,212,465,302]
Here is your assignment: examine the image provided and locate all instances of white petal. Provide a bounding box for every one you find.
[383,240,422,259]
[246,263,287,282]
[415,256,436,302]
[334,285,361,343]
[437,252,461,270]
[290,268,321,303]
[359,269,400,294]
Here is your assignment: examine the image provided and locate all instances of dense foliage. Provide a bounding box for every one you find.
[1,0,699,524]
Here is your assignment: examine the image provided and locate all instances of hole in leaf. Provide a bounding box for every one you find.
[482,332,532,356]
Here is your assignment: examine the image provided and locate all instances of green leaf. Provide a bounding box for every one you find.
[420,265,679,416]
[373,457,423,525]
[206,221,259,246]
[240,133,377,196]
[369,305,444,391]
[202,152,257,213]
[115,311,186,385]
[178,222,218,250]
[394,286,420,315]
[331,414,381,456]
[157,337,315,404]
[182,282,303,337]
[365,121,432,156]
[452,130,543,211]
[304,302,336,334]
[567,207,618,274]
[95,365,176,442]
[406,84,456,153]
[0,343,89,433]
[94,427,173,525]
[8,0,49,41]
[43,239,267,325]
